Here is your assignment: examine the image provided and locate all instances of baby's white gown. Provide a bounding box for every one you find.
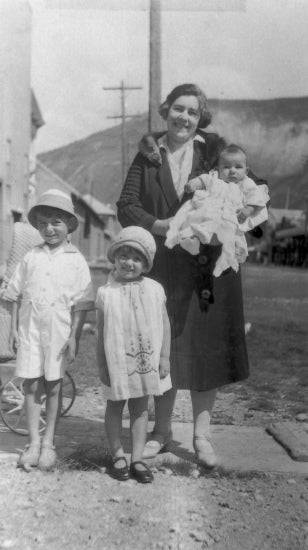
[165,171,269,277]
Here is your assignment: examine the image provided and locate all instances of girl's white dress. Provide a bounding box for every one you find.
[96,274,172,401]
[165,171,269,277]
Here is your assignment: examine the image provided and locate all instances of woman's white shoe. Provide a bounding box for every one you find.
[193,437,217,468]
[142,432,172,459]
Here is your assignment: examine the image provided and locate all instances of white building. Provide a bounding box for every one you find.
[0,0,32,277]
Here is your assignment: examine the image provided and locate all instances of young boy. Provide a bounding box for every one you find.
[7,189,94,471]
[165,144,269,277]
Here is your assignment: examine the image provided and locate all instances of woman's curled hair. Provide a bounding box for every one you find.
[158,83,212,129]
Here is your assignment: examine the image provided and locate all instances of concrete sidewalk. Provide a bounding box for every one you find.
[1,414,308,475]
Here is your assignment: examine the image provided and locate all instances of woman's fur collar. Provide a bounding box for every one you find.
[138,132,165,166]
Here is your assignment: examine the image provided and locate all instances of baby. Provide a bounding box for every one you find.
[165,144,269,277]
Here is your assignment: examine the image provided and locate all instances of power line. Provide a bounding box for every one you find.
[103,80,142,183]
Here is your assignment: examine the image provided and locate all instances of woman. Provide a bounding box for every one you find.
[117,83,266,467]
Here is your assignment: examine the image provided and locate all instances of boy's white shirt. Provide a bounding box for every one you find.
[5,241,94,311]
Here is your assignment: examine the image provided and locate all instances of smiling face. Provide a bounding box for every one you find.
[166,95,201,145]
[36,207,72,249]
[218,151,248,184]
[114,245,147,282]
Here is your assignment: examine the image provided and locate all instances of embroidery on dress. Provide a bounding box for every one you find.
[126,333,155,375]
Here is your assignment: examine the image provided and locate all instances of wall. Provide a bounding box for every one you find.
[0,0,31,276]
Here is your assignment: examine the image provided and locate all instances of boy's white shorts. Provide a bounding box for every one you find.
[15,301,70,381]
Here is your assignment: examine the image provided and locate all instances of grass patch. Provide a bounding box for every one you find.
[59,442,110,472]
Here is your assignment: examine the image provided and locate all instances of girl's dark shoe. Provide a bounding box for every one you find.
[109,456,129,481]
[130,461,154,484]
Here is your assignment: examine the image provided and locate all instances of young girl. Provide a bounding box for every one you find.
[96,226,171,483]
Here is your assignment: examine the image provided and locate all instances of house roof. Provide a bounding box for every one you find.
[36,160,105,227]
[83,193,116,217]
[31,90,45,129]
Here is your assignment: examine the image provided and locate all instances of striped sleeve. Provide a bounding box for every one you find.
[117,153,157,230]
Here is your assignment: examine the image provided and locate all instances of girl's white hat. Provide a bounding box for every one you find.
[107,226,156,272]
[28,189,78,233]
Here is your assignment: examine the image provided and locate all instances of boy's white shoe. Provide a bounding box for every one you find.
[38,443,57,471]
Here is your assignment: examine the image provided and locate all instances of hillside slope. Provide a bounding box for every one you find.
[38,97,308,209]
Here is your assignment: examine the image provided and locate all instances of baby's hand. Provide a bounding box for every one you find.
[159,357,170,379]
[237,206,254,224]
[184,177,204,194]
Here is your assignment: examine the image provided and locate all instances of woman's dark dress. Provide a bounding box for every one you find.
[117,130,265,391]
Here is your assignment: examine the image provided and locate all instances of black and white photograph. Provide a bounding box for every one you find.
[0,0,308,548]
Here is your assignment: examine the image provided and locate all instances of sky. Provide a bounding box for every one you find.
[29,0,308,153]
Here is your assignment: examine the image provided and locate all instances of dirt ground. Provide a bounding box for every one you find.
[1,388,308,550]
[1,264,308,549]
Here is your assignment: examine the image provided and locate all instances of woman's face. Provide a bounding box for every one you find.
[166,95,200,144]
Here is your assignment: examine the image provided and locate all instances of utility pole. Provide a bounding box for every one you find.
[147,0,245,133]
[104,80,142,182]
[285,186,290,210]
[149,0,161,133]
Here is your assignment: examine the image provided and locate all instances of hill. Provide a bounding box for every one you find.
[38,97,308,209]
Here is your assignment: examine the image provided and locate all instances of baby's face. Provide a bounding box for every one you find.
[218,152,248,184]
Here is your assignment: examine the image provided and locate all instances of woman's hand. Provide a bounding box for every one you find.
[185,176,205,194]
[151,218,174,237]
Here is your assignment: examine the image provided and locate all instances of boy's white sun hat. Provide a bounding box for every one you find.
[28,189,79,233]
[107,226,156,272]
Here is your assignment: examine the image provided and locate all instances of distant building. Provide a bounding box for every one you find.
[268,208,305,231]
[267,208,308,267]
[82,193,118,238]
[0,1,32,277]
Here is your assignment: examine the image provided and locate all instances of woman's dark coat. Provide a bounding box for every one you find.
[117,130,265,391]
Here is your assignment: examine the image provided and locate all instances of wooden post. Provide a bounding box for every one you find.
[120,81,127,182]
[149,0,161,133]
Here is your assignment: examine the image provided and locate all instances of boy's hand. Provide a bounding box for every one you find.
[237,206,254,224]
[9,330,20,354]
[159,356,170,379]
[62,336,77,364]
